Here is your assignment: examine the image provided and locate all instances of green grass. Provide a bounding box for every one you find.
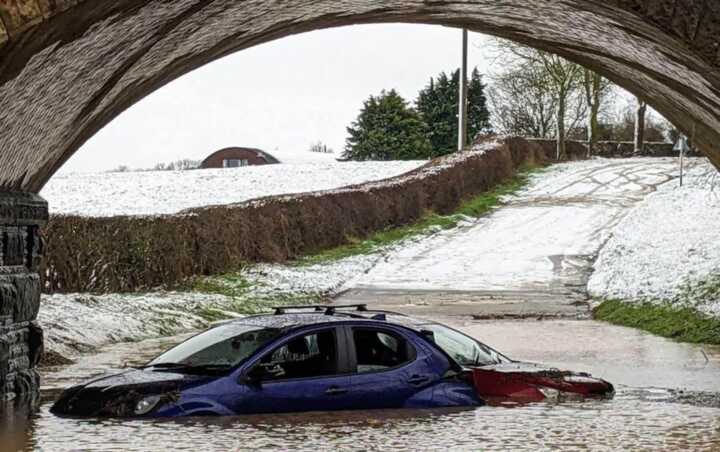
[187,273,323,320]
[296,166,543,266]
[190,274,254,298]
[594,299,720,345]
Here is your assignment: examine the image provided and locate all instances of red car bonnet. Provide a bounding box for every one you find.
[470,362,614,403]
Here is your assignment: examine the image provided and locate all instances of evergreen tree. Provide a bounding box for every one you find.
[343,90,433,161]
[416,72,456,157]
[467,68,491,141]
[416,68,491,156]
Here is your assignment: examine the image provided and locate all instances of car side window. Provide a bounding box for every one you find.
[255,329,339,381]
[352,328,415,373]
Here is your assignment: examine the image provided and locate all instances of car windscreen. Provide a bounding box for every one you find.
[148,324,282,369]
[423,324,509,367]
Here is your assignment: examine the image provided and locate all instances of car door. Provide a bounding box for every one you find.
[234,326,353,414]
[343,325,442,410]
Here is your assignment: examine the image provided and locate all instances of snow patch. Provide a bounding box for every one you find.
[588,158,720,317]
[39,292,228,358]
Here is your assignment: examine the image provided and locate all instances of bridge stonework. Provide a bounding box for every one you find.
[0,193,47,400]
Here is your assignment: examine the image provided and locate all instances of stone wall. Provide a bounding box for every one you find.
[0,192,47,401]
[525,139,693,159]
[593,141,693,158]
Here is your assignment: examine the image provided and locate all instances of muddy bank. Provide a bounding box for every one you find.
[42,137,553,294]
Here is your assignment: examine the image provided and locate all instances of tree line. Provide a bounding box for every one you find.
[344,40,676,161]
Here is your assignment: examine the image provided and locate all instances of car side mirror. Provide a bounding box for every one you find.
[240,363,285,388]
[420,330,436,343]
[243,363,271,389]
[238,374,261,389]
[239,366,266,389]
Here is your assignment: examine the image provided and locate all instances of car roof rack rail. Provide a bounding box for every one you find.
[273,304,368,315]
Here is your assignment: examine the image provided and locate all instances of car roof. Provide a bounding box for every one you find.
[216,306,437,333]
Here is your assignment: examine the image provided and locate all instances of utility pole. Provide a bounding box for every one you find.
[458,29,469,151]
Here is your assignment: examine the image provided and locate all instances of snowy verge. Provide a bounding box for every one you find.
[38,252,380,359]
[588,159,720,317]
[39,292,228,359]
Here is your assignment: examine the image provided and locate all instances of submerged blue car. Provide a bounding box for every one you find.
[51,305,509,417]
[51,305,613,418]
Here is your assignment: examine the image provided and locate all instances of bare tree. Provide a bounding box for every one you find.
[308,141,334,154]
[538,53,584,159]
[108,165,131,173]
[582,70,614,155]
[489,40,588,158]
[488,64,557,138]
[152,159,201,171]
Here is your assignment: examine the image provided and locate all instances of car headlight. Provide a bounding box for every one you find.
[134,395,161,416]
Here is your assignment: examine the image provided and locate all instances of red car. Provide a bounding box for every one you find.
[471,362,614,403]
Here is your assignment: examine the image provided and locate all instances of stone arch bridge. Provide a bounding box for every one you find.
[1,0,719,399]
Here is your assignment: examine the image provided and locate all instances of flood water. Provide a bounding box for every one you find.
[4,319,720,451]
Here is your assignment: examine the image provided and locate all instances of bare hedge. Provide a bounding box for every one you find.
[41,137,553,294]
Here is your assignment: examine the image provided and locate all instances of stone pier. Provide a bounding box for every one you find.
[0,192,47,400]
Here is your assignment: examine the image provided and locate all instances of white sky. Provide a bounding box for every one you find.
[61,24,495,174]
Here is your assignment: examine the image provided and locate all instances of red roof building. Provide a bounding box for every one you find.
[200,147,280,169]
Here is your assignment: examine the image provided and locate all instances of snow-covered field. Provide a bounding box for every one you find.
[42,161,424,217]
[588,159,720,316]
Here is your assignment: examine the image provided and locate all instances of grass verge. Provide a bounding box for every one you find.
[296,166,543,265]
[594,299,720,345]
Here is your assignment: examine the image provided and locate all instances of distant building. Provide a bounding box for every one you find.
[200,147,280,169]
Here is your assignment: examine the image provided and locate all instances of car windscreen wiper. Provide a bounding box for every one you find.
[137,362,232,374]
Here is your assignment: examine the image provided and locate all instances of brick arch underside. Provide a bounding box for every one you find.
[0,0,719,193]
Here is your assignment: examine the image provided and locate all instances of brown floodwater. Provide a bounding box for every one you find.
[4,320,720,451]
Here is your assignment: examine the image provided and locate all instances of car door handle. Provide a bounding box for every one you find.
[407,375,432,386]
[325,386,348,396]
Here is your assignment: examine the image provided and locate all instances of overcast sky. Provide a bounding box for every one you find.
[60,24,496,174]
